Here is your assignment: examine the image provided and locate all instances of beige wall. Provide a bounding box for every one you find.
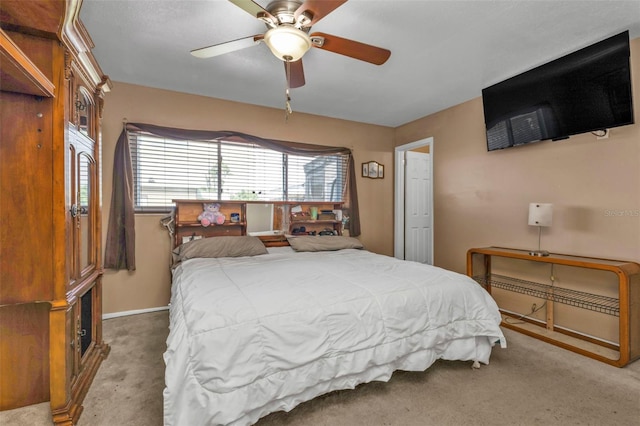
[395,37,640,274]
[100,83,395,314]
[101,39,640,315]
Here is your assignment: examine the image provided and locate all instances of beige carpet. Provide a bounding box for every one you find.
[2,310,639,425]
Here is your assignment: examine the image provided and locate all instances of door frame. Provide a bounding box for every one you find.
[394,137,434,262]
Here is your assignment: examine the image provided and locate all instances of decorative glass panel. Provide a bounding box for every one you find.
[78,153,92,272]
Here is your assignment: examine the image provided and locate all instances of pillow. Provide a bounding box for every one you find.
[286,235,364,252]
[173,236,267,262]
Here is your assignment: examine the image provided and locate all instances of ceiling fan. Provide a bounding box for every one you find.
[190,0,391,89]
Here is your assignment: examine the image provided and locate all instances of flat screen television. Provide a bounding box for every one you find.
[482,31,634,151]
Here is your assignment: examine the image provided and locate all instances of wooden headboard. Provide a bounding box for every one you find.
[172,200,246,248]
[171,200,289,248]
[171,199,344,248]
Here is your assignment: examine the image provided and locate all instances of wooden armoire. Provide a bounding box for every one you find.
[0,0,110,424]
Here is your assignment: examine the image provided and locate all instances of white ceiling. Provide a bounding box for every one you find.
[80,0,640,127]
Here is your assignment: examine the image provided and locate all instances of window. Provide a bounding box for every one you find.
[129,132,348,212]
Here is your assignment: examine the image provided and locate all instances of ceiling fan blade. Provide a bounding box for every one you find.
[285,60,305,88]
[310,32,390,65]
[190,35,264,59]
[295,0,347,26]
[228,0,276,24]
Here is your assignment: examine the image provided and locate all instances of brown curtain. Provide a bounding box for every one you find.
[104,129,136,270]
[104,123,361,270]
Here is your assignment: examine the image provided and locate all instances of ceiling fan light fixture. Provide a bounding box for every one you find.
[264,26,311,62]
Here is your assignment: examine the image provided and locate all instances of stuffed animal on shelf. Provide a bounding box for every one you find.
[197,202,225,227]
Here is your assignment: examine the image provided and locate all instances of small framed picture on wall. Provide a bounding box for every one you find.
[362,161,384,179]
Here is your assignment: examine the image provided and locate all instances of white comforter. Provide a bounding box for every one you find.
[164,248,505,426]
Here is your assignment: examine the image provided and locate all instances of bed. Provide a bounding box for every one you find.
[163,235,506,426]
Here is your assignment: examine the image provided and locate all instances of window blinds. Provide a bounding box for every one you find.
[129,132,347,211]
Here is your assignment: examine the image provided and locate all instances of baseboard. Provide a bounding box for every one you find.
[103,306,169,320]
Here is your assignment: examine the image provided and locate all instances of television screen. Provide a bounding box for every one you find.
[482,31,634,151]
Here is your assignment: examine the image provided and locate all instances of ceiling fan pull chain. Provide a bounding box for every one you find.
[285,88,292,120]
[285,60,293,120]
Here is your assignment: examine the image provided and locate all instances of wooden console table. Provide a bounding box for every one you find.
[467,247,640,367]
